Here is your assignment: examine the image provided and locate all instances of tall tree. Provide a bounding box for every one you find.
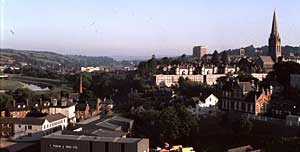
[221,51,229,65]
[212,50,220,66]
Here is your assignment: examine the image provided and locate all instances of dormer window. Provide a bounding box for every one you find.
[17,105,21,108]
[35,104,38,107]
[23,105,26,108]
[44,103,46,106]
[47,103,50,106]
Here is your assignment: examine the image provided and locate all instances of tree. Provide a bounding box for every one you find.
[12,88,32,101]
[176,106,197,138]
[211,50,220,66]
[159,107,181,143]
[0,94,13,108]
[273,62,300,87]
[221,51,229,65]
[232,118,253,135]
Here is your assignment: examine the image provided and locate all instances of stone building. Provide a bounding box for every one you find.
[220,81,271,115]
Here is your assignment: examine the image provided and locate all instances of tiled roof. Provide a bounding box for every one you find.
[45,113,66,123]
[259,56,274,65]
[0,113,66,125]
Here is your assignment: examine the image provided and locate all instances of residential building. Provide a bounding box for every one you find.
[220,81,271,115]
[193,46,206,59]
[290,74,300,89]
[155,73,267,87]
[49,98,76,124]
[0,113,67,139]
[189,93,219,117]
[269,98,299,118]
[75,103,90,121]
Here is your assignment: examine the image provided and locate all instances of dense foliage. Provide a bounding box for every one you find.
[132,106,197,146]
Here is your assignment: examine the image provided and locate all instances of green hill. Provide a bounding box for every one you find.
[0,49,132,68]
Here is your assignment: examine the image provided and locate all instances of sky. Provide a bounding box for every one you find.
[0,0,300,57]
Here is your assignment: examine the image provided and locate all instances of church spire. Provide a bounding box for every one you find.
[271,11,279,37]
[268,11,281,62]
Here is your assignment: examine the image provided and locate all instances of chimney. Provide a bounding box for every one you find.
[39,98,42,106]
[12,100,16,107]
[52,99,58,106]
[26,99,29,106]
[237,79,240,84]
[61,99,67,107]
[251,80,255,86]
[79,73,83,94]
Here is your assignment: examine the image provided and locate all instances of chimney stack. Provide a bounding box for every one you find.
[12,100,16,107]
[26,99,29,106]
[52,99,58,106]
[79,73,83,94]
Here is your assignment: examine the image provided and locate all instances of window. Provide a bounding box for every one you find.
[28,126,32,130]
[2,124,5,127]
[7,124,11,128]
[2,132,6,136]
[19,125,21,128]
[17,105,21,108]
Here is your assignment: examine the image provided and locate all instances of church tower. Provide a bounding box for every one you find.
[268,11,281,62]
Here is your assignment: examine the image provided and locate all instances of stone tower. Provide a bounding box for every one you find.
[268,11,281,62]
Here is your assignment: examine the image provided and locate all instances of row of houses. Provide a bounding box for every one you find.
[155,73,267,87]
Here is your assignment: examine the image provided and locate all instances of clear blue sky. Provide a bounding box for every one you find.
[1,0,300,57]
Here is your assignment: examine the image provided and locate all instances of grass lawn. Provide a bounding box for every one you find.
[0,79,23,90]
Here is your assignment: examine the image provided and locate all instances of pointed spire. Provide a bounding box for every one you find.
[271,11,279,36]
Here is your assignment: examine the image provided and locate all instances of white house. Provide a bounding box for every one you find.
[190,94,219,117]
[0,113,67,141]
[49,99,76,124]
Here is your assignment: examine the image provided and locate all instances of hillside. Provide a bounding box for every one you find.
[0,49,136,68]
[223,45,300,56]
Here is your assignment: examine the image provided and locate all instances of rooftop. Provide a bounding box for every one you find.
[42,133,143,143]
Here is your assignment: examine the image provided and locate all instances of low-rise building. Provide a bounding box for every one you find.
[155,73,267,87]
[220,81,271,115]
[49,99,76,124]
[41,115,148,152]
[41,133,149,152]
[290,74,300,89]
[0,113,67,140]
[255,56,274,72]
[189,94,219,117]
[75,103,90,121]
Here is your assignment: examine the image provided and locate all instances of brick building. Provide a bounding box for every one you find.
[220,81,271,115]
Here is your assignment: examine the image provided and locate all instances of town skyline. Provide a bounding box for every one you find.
[1,0,300,57]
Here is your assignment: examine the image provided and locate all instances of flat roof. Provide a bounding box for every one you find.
[42,134,143,143]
